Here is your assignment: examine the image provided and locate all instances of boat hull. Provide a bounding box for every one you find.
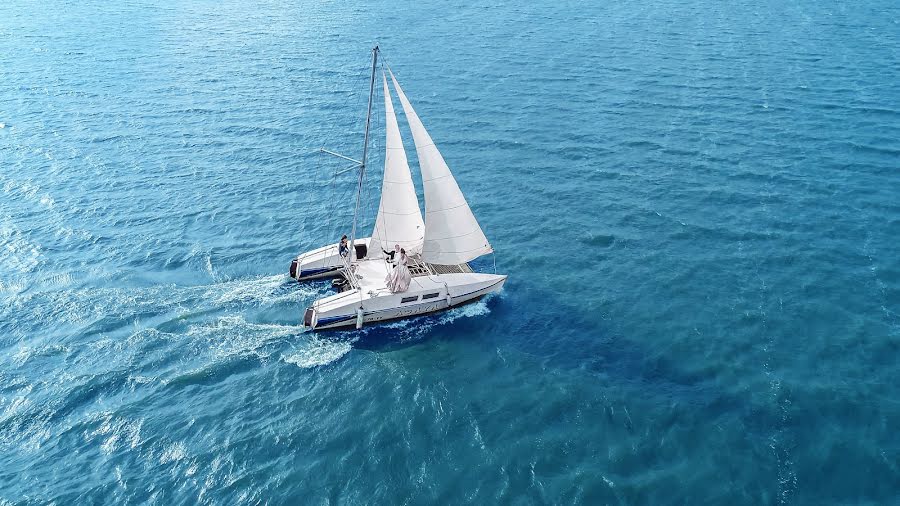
[304,270,506,331]
[290,237,371,281]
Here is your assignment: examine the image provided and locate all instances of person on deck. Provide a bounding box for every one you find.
[383,244,400,264]
[338,235,349,259]
[385,248,411,293]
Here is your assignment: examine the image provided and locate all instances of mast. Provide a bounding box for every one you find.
[348,45,379,269]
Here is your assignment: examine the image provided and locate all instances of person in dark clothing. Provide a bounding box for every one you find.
[383,244,400,263]
[338,235,349,258]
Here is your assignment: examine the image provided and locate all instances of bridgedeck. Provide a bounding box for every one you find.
[407,256,473,277]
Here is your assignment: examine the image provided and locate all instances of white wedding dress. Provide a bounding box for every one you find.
[385,253,412,292]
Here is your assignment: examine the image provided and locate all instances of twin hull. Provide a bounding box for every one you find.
[289,238,370,281]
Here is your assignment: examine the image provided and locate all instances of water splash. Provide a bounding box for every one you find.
[185,315,306,361]
[211,274,321,306]
[282,338,353,369]
[373,297,494,341]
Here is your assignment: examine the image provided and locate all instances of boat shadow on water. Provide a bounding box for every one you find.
[289,273,773,441]
[344,279,751,429]
[525,290,760,431]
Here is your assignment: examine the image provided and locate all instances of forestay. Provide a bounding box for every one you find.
[389,70,493,265]
[369,72,425,257]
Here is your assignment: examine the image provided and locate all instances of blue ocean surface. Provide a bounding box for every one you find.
[1,0,899,503]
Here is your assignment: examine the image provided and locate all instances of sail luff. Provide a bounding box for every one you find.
[369,71,425,258]
[388,70,493,265]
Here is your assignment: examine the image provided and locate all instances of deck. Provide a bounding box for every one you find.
[408,256,473,277]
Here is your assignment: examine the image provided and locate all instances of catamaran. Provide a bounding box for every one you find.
[289,46,506,331]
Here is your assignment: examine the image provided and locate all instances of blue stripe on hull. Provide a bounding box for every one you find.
[314,313,356,327]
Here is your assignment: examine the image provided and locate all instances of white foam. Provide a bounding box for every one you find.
[0,217,42,275]
[186,315,305,360]
[282,338,352,368]
[376,298,493,340]
[204,252,216,281]
[9,272,312,336]
[210,274,317,307]
[159,441,187,464]
[0,391,32,426]
[90,412,144,456]
[10,343,69,367]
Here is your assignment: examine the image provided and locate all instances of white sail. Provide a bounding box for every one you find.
[388,70,492,265]
[369,72,425,258]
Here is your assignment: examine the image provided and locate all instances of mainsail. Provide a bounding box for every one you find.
[369,72,425,257]
[388,70,493,265]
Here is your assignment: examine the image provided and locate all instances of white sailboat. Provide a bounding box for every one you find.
[290,46,506,331]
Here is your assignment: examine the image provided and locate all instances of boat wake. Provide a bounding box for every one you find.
[5,267,497,389]
[207,274,325,307]
[282,337,354,369]
[184,315,305,361]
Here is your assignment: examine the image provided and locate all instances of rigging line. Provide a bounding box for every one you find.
[327,152,340,229]
[371,66,390,252]
[377,52,390,222]
[335,162,363,176]
[348,46,379,275]
[329,157,357,233]
[328,72,366,236]
[370,69,384,225]
[363,154,372,239]
[326,49,375,242]
[361,75,376,245]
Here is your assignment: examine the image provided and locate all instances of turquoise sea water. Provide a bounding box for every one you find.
[2,0,899,503]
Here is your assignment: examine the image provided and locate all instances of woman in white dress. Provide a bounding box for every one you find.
[385,247,411,293]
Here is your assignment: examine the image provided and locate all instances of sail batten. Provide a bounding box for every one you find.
[368,72,425,257]
[388,70,492,265]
